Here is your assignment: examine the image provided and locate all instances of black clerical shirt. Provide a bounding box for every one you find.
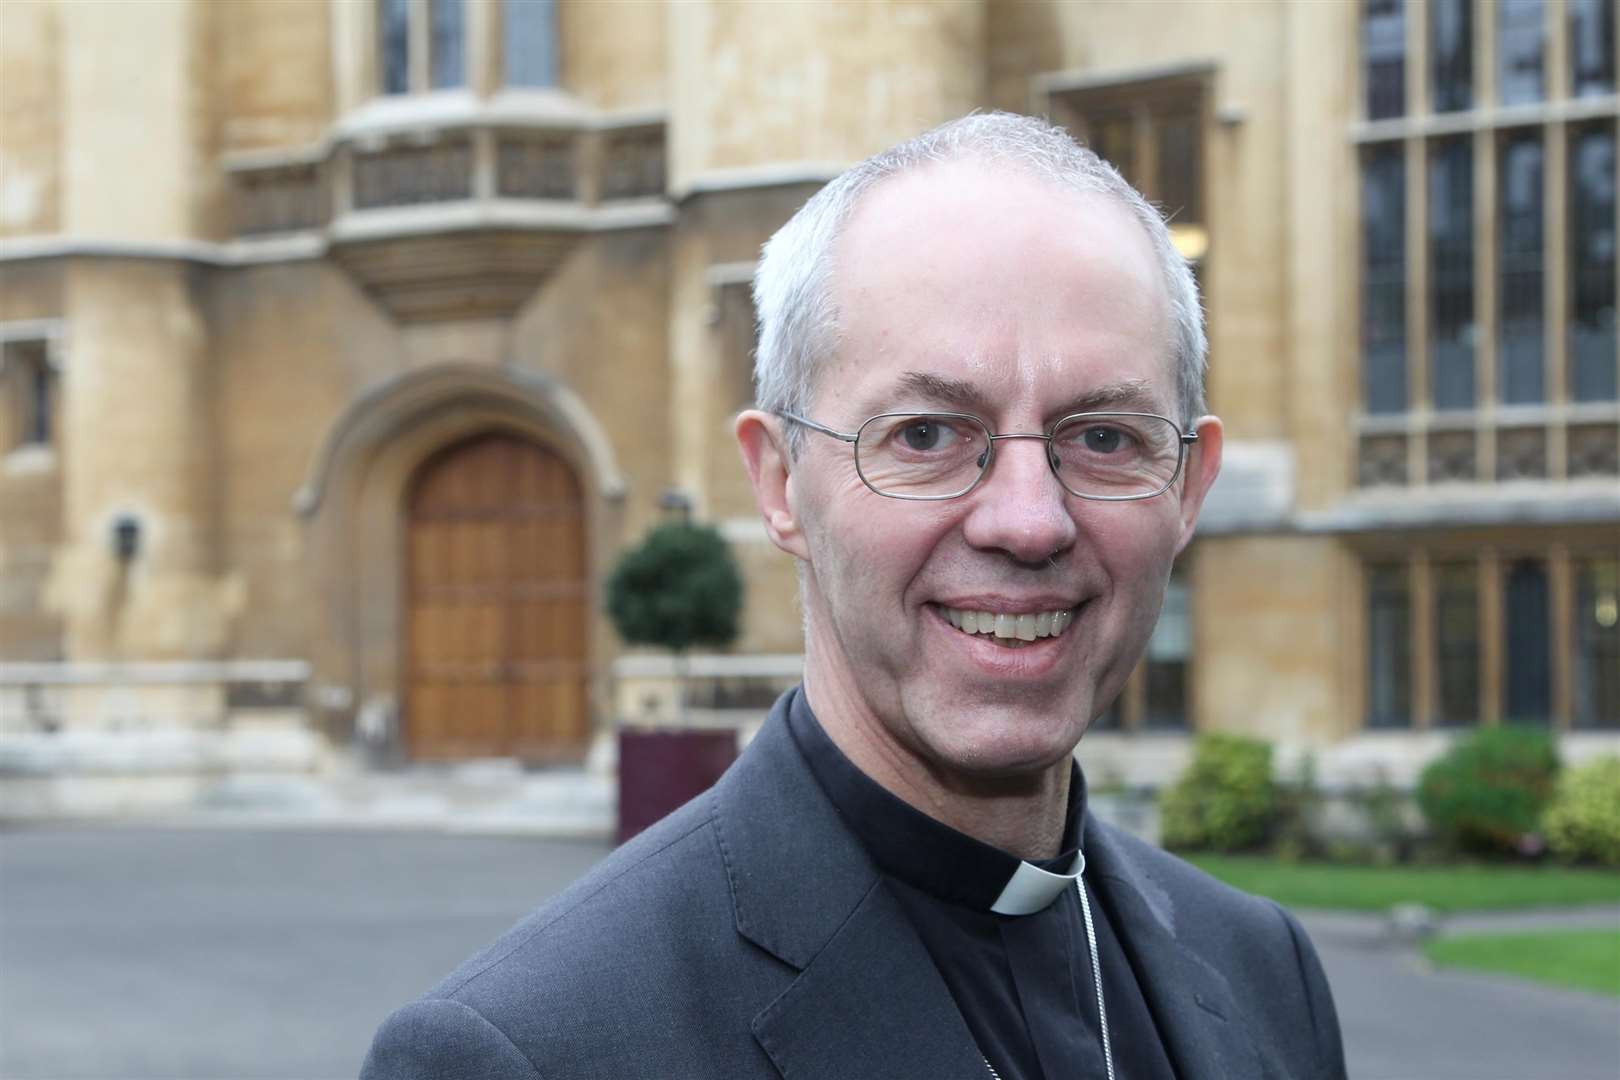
[786,692,1180,1080]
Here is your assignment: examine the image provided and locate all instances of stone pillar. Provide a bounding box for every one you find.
[47,259,241,661]
[44,1,239,662]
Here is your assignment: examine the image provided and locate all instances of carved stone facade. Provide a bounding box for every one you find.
[1,0,1614,791]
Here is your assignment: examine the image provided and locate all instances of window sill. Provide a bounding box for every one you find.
[3,444,55,477]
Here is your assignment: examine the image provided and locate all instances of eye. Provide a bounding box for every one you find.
[1080,425,1133,454]
[897,417,960,452]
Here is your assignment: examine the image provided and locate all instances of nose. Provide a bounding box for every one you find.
[959,435,1078,564]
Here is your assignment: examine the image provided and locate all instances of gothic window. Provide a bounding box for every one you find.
[1364,0,1406,120]
[1429,136,1475,410]
[1365,548,1616,730]
[379,0,410,95]
[1498,130,1546,405]
[1,338,57,452]
[1434,562,1481,725]
[1573,557,1620,728]
[1052,75,1209,274]
[429,0,465,89]
[1362,145,1407,414]
[1503,558,1552,724]
[1143,567,1191,729]
[1570,0,1616,97]
[1570,122,1617,402]
[504,0,559,88]
[1430,0,1473,112]
[1366,564,1413,728]
[376,0,466,96]
[1497,0,1546,106]
[1091,559,1195,732]
[1354,0,1618,486]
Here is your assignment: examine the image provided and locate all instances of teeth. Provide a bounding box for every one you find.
[937,604,1075,641]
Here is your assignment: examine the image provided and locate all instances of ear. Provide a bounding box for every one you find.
[735,409,811,560]
[1173,414,1223,556]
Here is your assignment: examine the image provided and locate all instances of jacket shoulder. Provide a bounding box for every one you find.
[366,792,789,1077]
[361,998,544,1080]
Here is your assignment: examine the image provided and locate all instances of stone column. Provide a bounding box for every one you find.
[44,0,241,663]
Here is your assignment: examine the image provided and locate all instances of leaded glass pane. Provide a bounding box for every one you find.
[1367,564,1412,728]
[1429,136,1475,409]
[1144,570,1190,729]
[1570,0,1616,97]
[378,0,410,95]
[1434,563,1480,725]
[1430,0,1473,112]
[505,0,558,87]
[1363,145,1408,413]
[1498,131,1545,404]
[1498,0,1546,105]
[430,0,465,89]
[1570,123,1617,403]
[1089,113,1136,189]
[1574,557,1620,728]
[1364,0,1406,120]
[1157,109,1202,227]
[1503,559,1551,725]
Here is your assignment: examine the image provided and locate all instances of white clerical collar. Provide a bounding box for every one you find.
[989,850,1086,915]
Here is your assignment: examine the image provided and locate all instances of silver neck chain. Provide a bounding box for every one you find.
[982,874,1114,1080]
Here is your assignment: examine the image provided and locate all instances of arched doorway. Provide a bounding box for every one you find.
[404,432,588,762]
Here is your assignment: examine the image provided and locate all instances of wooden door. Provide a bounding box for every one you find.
[405,433,588,762]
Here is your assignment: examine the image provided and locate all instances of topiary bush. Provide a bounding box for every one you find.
[605,521,743,716]
[1543,756,1620,866]
[1416,726,1560,857]
[1159,733,1277,852]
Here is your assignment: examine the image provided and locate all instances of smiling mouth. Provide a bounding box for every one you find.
[933,604,1075,649]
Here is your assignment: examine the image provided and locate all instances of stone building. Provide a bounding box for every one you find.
[0,0,1615,806]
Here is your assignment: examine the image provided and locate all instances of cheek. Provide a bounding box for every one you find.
[1088,505,1181,598]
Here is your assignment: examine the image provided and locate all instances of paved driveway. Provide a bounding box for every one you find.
[2,825,1616,1079]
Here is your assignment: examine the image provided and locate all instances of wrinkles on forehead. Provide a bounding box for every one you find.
[814,160,1176,427]
[854,371,1169,426]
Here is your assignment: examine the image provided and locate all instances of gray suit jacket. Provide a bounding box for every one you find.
[362,691,1347,1079]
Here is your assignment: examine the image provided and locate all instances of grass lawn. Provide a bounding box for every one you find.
[1186,855,1620,913]
[1424,929,1620,997]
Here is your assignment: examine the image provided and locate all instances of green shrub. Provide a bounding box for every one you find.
[1159,734,1276,853]
[1417,727,1560,857]
[605,521,743,653]
[1544,756,1620,866]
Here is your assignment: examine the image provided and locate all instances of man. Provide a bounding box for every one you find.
[363,112,1347,1080]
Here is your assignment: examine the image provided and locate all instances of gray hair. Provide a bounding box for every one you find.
[751,111,1207,446]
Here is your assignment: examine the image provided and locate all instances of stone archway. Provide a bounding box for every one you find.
[295,365,626,760]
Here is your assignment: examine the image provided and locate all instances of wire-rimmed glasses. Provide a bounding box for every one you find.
[778,410,1198,501]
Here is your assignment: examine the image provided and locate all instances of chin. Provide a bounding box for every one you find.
[915,709,1084,780]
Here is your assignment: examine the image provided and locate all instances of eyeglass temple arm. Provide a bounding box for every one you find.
[777,412,858,443]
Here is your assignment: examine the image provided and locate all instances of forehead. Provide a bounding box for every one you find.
[819,159,1174,421]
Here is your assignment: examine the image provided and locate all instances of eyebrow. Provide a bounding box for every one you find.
[882,370,1167,422]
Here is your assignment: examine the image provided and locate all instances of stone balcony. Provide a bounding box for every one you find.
[223,96,670,322]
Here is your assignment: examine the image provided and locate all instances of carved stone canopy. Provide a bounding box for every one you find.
[329,225,581,323]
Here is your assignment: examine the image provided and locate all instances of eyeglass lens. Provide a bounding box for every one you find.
[854,412,1181,499]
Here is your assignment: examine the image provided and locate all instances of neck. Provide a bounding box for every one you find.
[802,647,1072,862]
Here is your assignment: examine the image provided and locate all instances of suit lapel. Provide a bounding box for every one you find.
[710,692,985,1080]
[1086,825,1265,1079]
[751,879,988,1080]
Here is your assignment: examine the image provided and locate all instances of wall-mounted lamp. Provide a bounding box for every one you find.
[112,515,141,563]
[658,488,693,523]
